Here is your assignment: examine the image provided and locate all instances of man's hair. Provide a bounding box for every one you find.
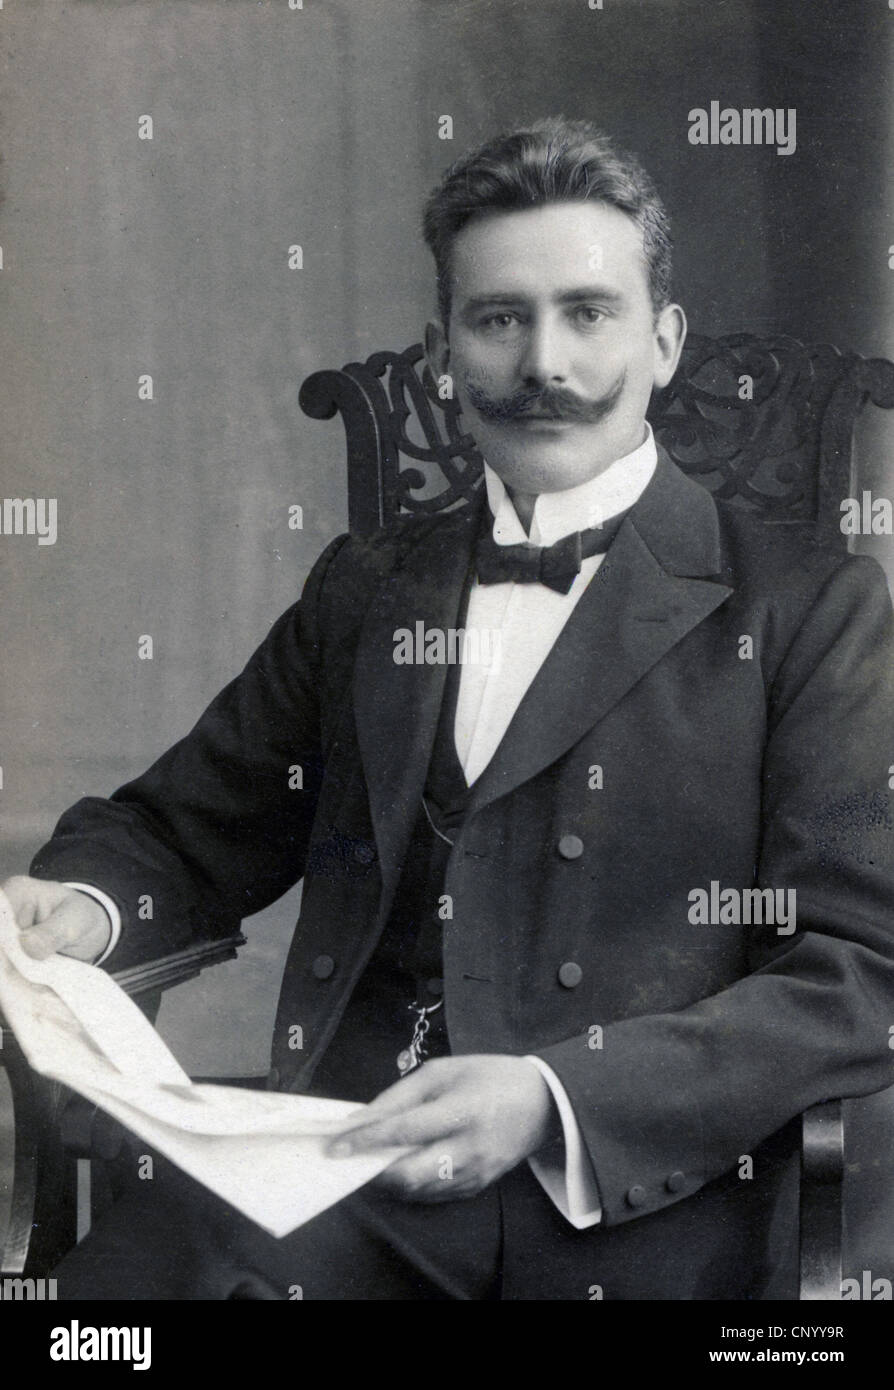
[422,116,673,330]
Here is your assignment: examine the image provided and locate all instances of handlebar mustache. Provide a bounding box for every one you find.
[464,370,626,424]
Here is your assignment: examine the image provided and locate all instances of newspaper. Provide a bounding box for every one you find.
[0,889,407,1237]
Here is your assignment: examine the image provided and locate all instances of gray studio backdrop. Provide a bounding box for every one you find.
[2,2,893,1269]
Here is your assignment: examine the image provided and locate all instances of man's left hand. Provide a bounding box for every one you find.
[325,1054,560,1202]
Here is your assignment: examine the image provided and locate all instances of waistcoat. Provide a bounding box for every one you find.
[306,571,475,1102]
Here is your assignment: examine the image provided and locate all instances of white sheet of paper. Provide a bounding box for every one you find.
[0,890,408,1236]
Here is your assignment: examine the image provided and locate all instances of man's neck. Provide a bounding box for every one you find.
[506,489,537,535]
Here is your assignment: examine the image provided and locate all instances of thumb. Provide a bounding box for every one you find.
[19,910,81,959]
[326,1068,439,1144]
[19,899,110,962]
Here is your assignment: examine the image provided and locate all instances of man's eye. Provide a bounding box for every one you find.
[480,312,519,330]
[574,305,605,325]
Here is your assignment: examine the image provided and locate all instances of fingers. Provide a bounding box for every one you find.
[1,877,111,962]
[2,874,67,929]
[324,1057,532,1201]
[327,1096,460,1157]
[19,909,88,960]
[325,1062,448,1146]
[373,1145,486,1203]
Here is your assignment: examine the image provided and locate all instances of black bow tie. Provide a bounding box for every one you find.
[475,509,630,595]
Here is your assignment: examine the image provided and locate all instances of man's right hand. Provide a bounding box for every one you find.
[1,875,112,963]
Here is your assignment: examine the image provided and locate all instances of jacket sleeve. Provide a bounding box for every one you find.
[536,554,894,1227]
[30,534,350,972]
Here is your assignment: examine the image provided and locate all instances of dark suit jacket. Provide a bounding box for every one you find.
[33,449,894,1298]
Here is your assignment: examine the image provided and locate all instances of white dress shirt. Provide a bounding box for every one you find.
[456,427,657,782]
[73,423,658,1231]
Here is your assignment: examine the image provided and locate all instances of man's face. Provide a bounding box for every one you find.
[426,200,686,495]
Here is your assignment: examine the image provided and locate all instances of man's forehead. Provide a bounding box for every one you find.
[450,200,648,299]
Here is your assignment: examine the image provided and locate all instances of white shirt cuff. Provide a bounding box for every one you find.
[63,883,122,965]
[523,1054,602,1230]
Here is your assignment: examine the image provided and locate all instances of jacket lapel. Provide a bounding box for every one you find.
[466,450,734,814]
[352,451,734,864]
[352,497,484,892]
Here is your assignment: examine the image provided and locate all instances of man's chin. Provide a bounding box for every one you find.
[484,442,618,495]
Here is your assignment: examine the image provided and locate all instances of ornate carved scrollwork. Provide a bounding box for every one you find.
[650,333,894,530]
[300,344,483,535]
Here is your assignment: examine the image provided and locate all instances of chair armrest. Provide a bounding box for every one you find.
[799,1099,844,1300]
[110,933,246,997]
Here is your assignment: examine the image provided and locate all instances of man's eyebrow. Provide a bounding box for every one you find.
[460,294,527,311]
[554,285,626,306]
[460,286,626,312]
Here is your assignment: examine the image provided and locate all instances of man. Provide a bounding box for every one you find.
[6,117,894,1300]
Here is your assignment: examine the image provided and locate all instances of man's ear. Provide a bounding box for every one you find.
[652,303,687,390]
[425,319,450,384]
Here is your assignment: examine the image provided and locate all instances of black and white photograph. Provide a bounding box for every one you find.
[1,0,893,1353]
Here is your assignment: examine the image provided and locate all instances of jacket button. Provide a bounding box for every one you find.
[666,1170,686,1193]
[625,1184,647,1208]
[557,961,583,988]
[426,977,444,997]
[312,954,335,980]
[354,843,375,864]
[557,834,584,860]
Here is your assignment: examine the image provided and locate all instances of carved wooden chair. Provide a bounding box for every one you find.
[2,332,894,1297]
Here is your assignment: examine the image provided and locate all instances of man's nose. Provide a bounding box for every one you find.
[517,319,570,386]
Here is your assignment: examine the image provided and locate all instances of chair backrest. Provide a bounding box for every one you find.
[299,331,894,541]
